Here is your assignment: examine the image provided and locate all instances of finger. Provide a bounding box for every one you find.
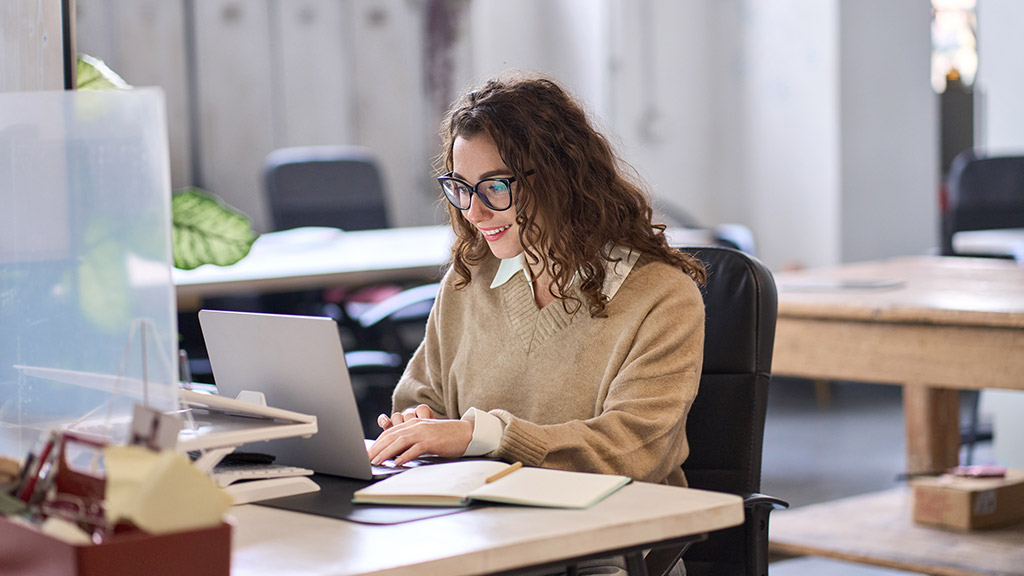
[371,432,419,466]
[414,404,434,419]
[391,411,405,425]
[367,430,397,464]
[377,413,392,430]
[392,443,430,466]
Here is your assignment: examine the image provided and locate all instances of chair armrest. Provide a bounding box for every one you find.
[356,283,440,328]
[741,492,788,576]
[344,350,403,375]
[741,491,789,511]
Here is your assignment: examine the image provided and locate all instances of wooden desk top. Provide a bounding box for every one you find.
[774,256,1024,329]
[770,488,1024,576]
[229,482,743,576]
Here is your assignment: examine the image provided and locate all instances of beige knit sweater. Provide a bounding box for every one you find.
[392,253,704,486]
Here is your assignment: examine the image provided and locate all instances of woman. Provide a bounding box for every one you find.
[369,72,706,487]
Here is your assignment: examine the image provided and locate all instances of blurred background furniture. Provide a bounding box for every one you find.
[265,145,390,231]
[941,150,1024,259]
[772,256,1024,475]
[657,204,759,256]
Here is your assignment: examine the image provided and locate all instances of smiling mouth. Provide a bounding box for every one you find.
[481,224,511,237]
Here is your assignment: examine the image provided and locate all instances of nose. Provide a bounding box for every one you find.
[462,193,492,224]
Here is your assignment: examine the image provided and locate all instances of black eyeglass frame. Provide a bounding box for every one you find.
[437,170,535,211]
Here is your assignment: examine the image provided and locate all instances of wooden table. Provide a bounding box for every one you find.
[770,487,1024,576]
[772,256,1024,474]
[229,482,743,576]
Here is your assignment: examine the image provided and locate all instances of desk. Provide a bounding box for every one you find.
[772,256,1024,474]
[229,482,743,576]
[173,226,454,308]
[770,488,1024,576]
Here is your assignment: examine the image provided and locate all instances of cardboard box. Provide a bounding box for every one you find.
[0,518,231,576]
[912,468,1024,531]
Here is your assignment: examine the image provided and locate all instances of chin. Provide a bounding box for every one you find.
[485,239,524,260]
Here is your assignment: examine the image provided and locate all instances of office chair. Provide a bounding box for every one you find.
[264,145,390,232]
[941,150,1024,258]
[627,246,788,576]
[940,150,1024,463]
[262,145,398,318]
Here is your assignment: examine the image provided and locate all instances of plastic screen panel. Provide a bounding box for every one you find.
[0,88,177,458]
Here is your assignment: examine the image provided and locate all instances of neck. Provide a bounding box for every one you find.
[529,264,558,309]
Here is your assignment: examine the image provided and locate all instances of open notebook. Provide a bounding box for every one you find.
[352,461,631,509]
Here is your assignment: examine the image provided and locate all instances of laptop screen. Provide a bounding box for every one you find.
[198,310,374,480]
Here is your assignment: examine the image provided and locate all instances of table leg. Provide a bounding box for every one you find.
[903,386,960,474]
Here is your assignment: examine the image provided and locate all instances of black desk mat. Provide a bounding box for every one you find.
[255,473,478,525]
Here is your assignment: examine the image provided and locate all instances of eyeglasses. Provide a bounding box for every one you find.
[437,170,534,211]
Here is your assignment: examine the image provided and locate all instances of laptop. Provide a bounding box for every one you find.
[198,309,400,481]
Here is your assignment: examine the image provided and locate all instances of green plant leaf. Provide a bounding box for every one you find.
[172,188,258,270]
[76,54,131,90]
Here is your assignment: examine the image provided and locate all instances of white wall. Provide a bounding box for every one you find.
[838,0,937,264]
[976,0,1024,153]
[738,0,841,269]
[609,0,715,226]
[468,1,611,117]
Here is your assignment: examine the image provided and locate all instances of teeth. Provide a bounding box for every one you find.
[482,224,511,236]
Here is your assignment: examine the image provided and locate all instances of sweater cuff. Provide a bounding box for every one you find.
[460,408,504,457]
[492,412,548,467]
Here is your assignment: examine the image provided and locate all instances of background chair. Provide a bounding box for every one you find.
[633,246,788,576]
[264,145,390,231]
[941,150,1024,258]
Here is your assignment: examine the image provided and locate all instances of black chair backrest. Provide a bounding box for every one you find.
[264,145,389,232]
[680,246,778,576]
[942,150,1024,256]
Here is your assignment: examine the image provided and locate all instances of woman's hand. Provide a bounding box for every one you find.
[376,404,435,431]
[369,416,473,466]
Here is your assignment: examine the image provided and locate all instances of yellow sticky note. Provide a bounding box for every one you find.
[104,445,160,525]
[104,446,232,534]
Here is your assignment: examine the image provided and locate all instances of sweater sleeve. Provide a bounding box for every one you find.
[490,276,705,485]
[390,278,451,420]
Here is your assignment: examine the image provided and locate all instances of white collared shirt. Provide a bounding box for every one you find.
[461,245,641,456]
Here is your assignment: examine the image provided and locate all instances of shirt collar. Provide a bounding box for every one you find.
[490,244,640,301]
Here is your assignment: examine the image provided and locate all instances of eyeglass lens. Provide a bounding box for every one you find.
[441,178,512,210]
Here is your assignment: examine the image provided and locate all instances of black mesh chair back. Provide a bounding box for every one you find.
[265,145,389,232]
[679,246,780,576]
[942,150,1024,256]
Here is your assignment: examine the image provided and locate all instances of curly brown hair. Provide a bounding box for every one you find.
[439,71,705,317]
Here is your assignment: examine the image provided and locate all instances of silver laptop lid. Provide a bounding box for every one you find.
[198,309,373,480]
